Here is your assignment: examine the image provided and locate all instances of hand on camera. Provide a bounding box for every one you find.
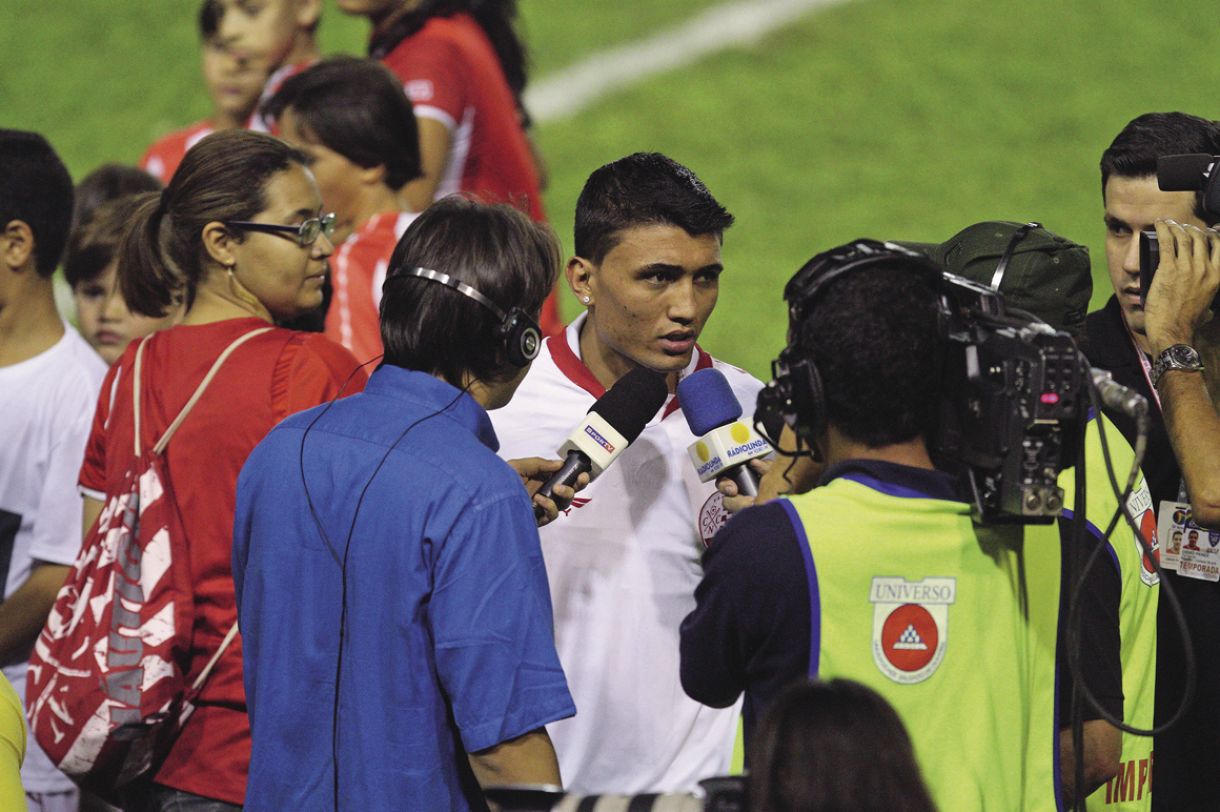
[509,456,590,527]
[1145,219,1220,353]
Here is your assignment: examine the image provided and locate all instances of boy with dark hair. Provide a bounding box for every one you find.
[491,153,761,795]
[141,0,322,183]
[1088,111,1220,810]
[263,56,421,362]
[680,242,1064,810]
[0,129,107,812]
[65,195,180,364]
[141,1,262,182]
[232,197,574,811]
[70,162,161,233]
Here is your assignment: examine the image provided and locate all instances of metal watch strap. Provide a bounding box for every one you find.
[1151,344,1204,388]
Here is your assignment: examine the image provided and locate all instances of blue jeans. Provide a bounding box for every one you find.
[132,784,242,812]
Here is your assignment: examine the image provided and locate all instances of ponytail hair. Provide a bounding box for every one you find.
[118,129,306,317]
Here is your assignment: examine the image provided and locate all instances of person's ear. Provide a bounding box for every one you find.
[567,256,596,307]
[201,221,239,269]
[295,0,322,30]
[0,220,35,273]
[359,162,388,188]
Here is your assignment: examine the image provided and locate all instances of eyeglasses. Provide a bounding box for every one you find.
[223,212,337,247]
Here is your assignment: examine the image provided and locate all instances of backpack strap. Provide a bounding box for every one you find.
[149,326,275,455]
[132,335,152,458]
[188,621,240,697]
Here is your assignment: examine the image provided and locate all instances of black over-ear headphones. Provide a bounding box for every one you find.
[400,266,542,368]
[754,240,944,458]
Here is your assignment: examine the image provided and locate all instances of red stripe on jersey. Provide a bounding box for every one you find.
[547,331,711,420]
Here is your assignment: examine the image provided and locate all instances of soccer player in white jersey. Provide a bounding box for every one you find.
[490,153,763,795]
[0,130,107,812]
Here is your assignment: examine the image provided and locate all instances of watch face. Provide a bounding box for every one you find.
[1169,345,1203,366]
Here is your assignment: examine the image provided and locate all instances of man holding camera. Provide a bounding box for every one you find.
[680,241,1064,810]
[1087,111,1220,810]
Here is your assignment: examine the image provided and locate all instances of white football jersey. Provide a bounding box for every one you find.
[491,315,763,795]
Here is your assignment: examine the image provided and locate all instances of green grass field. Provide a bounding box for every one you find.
[6,0,1220,378]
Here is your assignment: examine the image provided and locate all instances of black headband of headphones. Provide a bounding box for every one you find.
[783,239,942,337]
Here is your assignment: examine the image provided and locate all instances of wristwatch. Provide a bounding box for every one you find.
[1150,344,1204,388]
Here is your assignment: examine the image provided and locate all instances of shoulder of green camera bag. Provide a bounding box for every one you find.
[899,221,1092,336]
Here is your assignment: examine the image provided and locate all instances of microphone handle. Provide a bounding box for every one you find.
[728,462,760,498]
[534,450,592,518]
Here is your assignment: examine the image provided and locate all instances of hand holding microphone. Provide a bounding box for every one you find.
[678,368,772,499]
[533,367,669,519]
[511,457,590,526]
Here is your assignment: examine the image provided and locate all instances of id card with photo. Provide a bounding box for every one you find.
[1159,500,1220,581]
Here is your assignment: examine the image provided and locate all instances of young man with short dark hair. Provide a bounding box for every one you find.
[0,129,107,812]
[1086,112,1220,810]
[491,153,763,795]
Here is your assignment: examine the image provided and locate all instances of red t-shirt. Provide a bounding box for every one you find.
[381,13,543,220]
[247,60,315,134]
[139,121,214,185]
[78,319,366,804]
[324,211,415,365]
[380,15,563,335]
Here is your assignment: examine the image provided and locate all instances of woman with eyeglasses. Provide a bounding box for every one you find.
[76,129,365,811]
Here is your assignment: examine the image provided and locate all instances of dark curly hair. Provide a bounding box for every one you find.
[793,262,940,447]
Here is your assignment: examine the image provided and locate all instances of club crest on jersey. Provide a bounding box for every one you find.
[1128,480,1159,586]
[869,576,956,684]
[698,492,730,548]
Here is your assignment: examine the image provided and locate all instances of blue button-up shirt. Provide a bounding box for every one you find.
[233,366,574,811]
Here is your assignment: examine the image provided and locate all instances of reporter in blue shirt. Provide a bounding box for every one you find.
[232,197,575,811]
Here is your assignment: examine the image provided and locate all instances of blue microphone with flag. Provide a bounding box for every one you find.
[678,369,772,498]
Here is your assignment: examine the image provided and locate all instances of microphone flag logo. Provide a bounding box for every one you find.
[869,576,955,684]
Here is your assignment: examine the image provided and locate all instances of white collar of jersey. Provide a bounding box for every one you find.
[562,312,713,425]
[563,312,705,380]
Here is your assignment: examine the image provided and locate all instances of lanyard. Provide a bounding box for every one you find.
[1127,324,1163,413]
[1126,323,1191,501]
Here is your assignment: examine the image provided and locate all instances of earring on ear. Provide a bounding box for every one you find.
[582,295,592,305]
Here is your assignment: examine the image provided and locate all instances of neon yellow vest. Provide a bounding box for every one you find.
[784,475,1062,811]
[1061,415,1159,810]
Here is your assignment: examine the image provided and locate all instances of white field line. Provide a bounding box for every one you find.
[526,0,853,124]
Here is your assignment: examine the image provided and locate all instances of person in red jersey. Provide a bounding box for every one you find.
[80,130,364,810]
[141,0,322,182]
[338,0,563,335]
[140,2,259,183]
[263,57,422,363]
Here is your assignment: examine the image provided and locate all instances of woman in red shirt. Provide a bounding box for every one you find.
[338,0,563,335]
[78,129,364,810]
